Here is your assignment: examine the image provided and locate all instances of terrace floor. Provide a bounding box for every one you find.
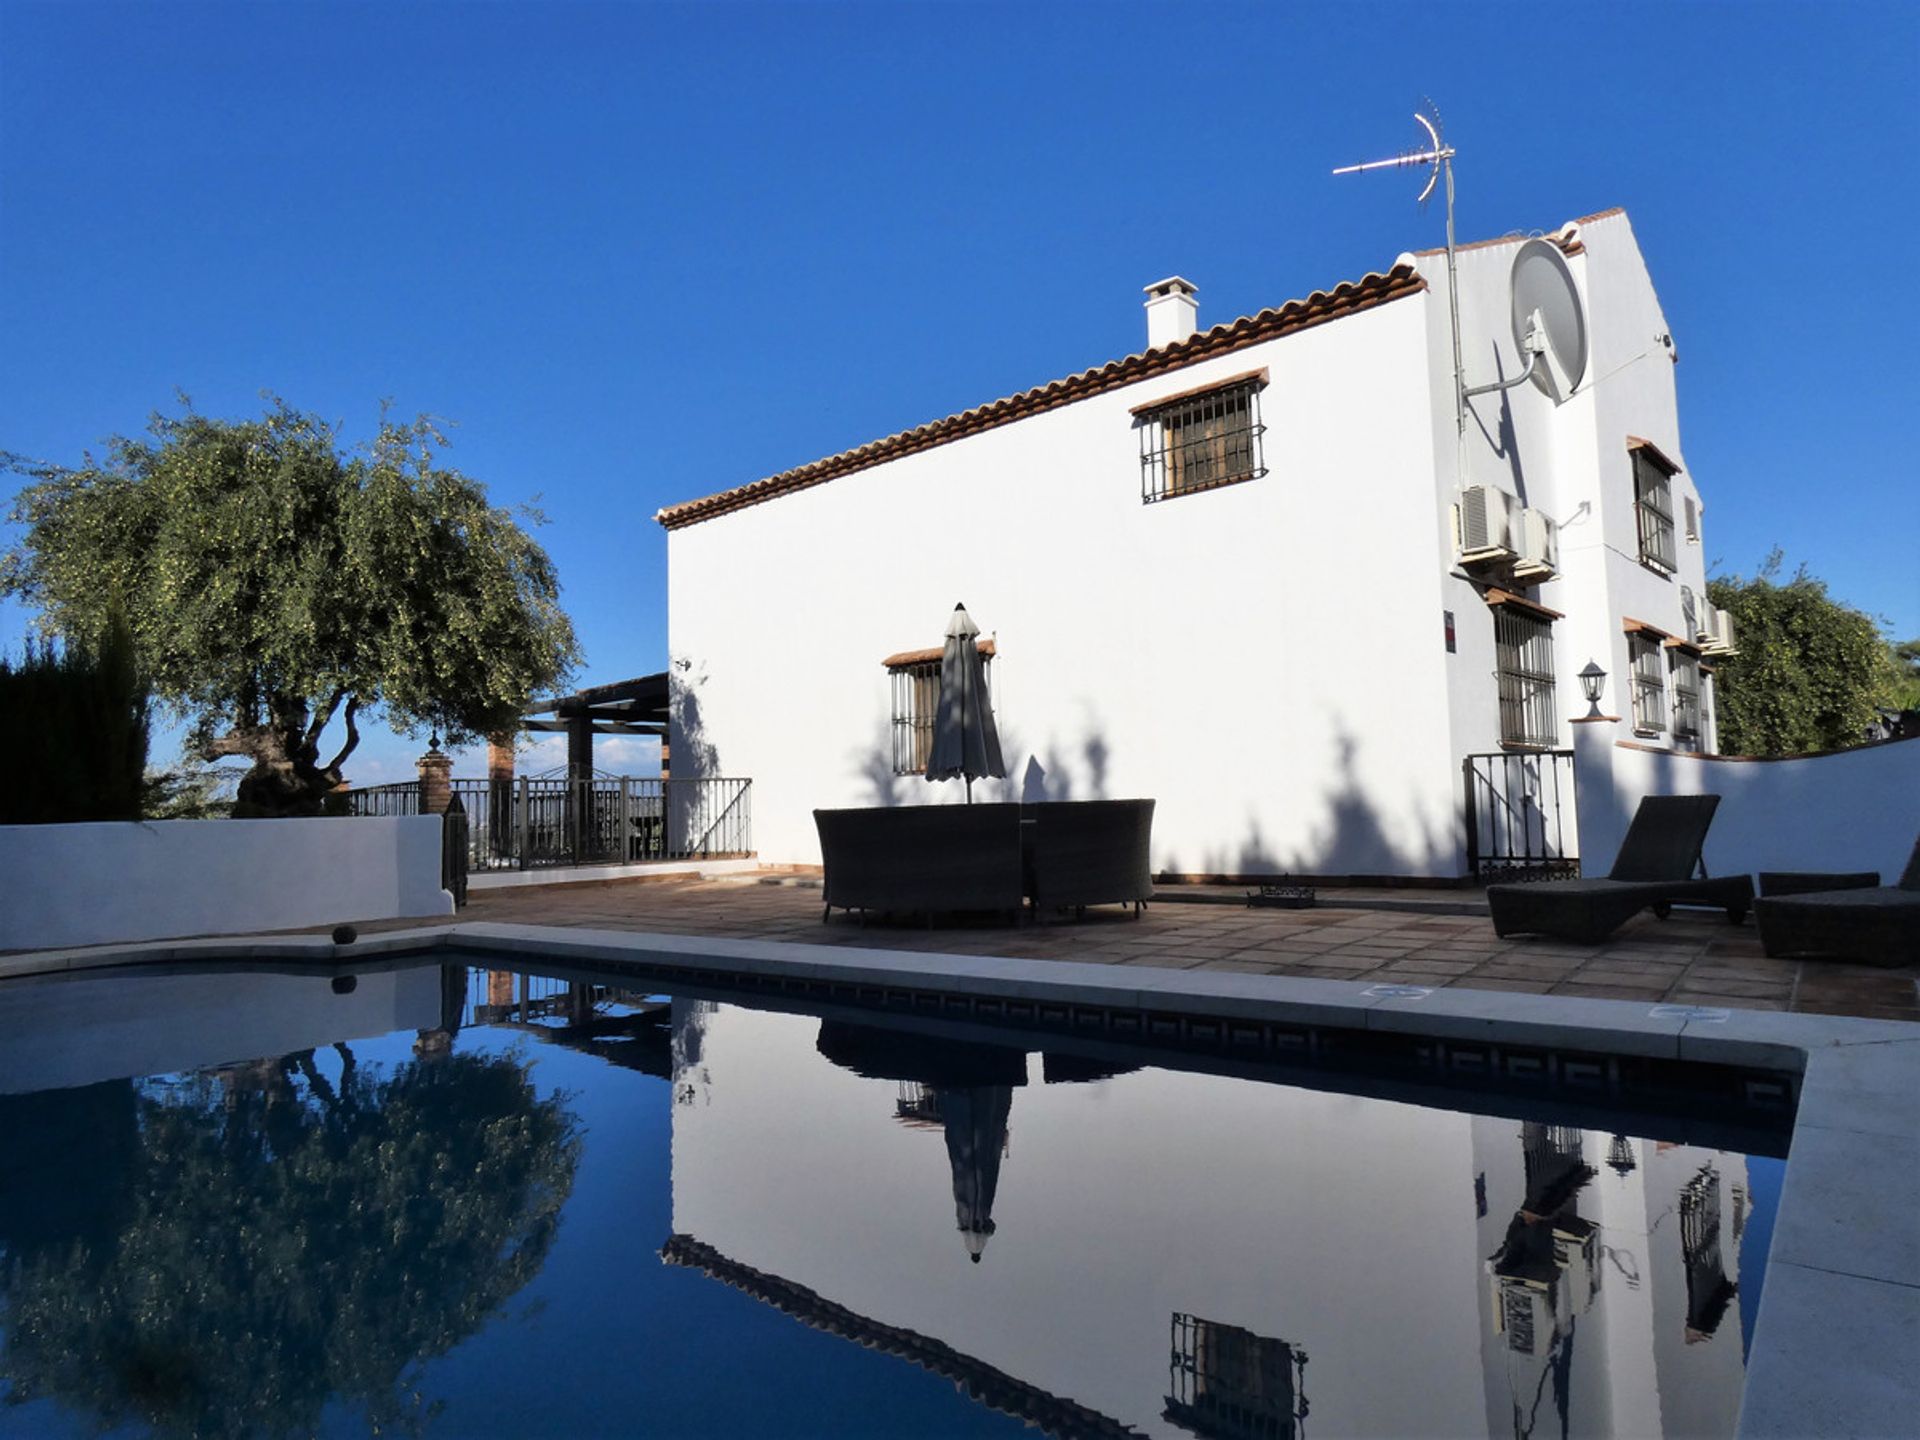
[357,873,1920,1023]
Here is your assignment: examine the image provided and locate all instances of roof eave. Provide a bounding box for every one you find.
[657,263,1428,532]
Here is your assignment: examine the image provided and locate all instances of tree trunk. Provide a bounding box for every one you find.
[209,694,359,818]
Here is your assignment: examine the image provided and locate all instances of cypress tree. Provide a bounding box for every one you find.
[0,613,149,823]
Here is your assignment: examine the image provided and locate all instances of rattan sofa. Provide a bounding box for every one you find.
[1754,835,1920,968]
[1487,794,1753,944]
[814,804,1024,923]
[1026,799,1155,918]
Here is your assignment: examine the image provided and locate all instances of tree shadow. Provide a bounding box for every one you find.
[1188,724,1455,881]
[834,699,1463,882]
[669,655,721,779]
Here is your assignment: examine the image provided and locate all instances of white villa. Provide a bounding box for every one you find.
[659,207,1730,881]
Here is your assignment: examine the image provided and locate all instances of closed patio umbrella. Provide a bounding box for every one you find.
[925,603,1005,803]
[940,1084,1014,1262]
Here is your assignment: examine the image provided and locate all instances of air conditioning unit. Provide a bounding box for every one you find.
[1511,507,1559,582]
[1702,607,1737,655]
[1458,485,1520,563]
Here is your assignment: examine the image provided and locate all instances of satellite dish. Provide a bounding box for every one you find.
[1510,238,1587,401]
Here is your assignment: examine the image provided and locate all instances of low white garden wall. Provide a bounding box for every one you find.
[0,816,454,952]
[1571,721,1920,881]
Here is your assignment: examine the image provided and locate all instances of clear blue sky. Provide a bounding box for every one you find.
[4,1,1916,784]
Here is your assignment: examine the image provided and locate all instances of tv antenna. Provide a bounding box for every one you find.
[1335,103,1588,498]
[1334,103,1467,475]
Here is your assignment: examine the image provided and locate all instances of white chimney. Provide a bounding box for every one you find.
[1143,276,1198,349]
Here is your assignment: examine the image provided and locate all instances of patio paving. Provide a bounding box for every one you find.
[363,873,1920,1023]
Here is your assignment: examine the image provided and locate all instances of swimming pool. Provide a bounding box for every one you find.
[0,957,1792,1438]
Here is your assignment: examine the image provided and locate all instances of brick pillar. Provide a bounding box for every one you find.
[486,733,516,855]
[417,745,452,815]
[487,735,516,785]
[659,738,670,778]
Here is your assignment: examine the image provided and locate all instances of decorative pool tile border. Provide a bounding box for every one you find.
[4,921,1916,1438]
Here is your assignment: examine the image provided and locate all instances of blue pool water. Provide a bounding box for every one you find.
[0,959,1787,1439]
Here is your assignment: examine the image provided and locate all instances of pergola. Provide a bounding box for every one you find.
[521,672,669,776]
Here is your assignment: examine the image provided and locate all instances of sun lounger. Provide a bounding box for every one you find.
[1487,794,1753,944]
[1754,835,1920,968]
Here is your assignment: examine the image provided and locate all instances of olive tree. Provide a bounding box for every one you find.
[3,401,580,815]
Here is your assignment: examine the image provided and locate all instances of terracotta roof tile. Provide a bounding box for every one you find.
[656,264,1427,531]
[1626,435,1683,474]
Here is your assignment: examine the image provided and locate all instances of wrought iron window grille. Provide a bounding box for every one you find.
[1633,453,1678,573]
[1671,651,1703,742]
[1630,633,1668,734]
[888,655,992,776]
[1494,607,1559,748]
[1166,1311,1308,1440]
[1139,379,1267,503]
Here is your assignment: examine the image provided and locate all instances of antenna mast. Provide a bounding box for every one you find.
[1335,103,1467,485]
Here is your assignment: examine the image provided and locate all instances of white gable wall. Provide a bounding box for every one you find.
[1417,212,1721,777]
[668,293,1460,875]
[1568,213,1717,745]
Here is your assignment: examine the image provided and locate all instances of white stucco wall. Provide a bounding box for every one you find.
[669,293,1461,876]
[1536,218,1720,756]
[1571,723,1920,879]
[0,816,454,952]
[666,208,1723,879]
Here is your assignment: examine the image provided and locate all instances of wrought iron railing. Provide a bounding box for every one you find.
[1463,750,1579,881]
[342,775,752,872]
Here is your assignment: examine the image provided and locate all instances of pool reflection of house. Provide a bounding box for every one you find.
[666,1001,1761,1439]
[467,970,675,1078]
[1166,1312,1308,1440]
[1472,1120,1749,1439]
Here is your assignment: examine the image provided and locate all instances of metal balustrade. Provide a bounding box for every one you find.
[343,775,752,871]
[1463,750,1580,881]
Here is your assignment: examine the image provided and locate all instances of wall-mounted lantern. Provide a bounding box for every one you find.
[1579,661,1608,718]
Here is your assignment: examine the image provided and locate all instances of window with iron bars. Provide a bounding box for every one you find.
[1494,606,1559,747]
[1630,632,1667,734]
[1671,649,1702,742]
[1166,1312,1307,1439]
[1138,377,1266,503]
[1633,450,1678,572]
[887,652,991,776]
